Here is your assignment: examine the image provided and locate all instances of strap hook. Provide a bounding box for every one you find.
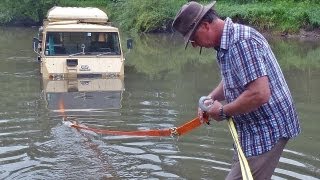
[169,127,179,136]
[198,96,214,112]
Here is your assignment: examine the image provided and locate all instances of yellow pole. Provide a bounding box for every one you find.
[227,118,253,180]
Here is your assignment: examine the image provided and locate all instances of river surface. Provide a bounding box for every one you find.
[0,27,319,179]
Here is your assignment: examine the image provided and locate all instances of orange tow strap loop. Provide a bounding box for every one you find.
[176,117,204,136]
[70,117,209,137]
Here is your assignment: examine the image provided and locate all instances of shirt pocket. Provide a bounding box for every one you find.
[222,69,243,103]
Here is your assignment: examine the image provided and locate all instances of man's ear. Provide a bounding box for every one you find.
[199,22,210,31]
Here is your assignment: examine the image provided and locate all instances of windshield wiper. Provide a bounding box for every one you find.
[69,51,85,57]
[96,52,115,57]
[69,44,86,57]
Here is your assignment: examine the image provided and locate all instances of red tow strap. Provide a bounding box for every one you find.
[69,117,208,137]
[60,98,209,137]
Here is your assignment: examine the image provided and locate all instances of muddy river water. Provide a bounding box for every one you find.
[0,27,319,179]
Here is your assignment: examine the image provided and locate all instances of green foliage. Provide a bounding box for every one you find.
[217,1,320,32]
[107,0,186,32]
[0,0,319,33]
[306,6,320,27]
[58,0,108,7]
[209,0,320,4]
[0,0,59,24]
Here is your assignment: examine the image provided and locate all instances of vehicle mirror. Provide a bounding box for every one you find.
[127,38,133,49]
[32,37,41,57]
[33,37,39,50]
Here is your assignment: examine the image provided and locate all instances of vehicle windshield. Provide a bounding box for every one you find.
[44,32,121,56]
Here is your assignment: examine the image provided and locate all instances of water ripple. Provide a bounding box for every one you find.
[275,168,320,180]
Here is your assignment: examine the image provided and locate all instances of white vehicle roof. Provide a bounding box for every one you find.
[45,23,118,32]
[47,6,108,23]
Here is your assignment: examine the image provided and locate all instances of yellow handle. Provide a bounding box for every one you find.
[227,118,253,180]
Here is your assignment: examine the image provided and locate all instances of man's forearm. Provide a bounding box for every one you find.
[223,76,271,116]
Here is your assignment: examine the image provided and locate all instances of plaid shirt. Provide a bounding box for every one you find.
[216,18,301,157]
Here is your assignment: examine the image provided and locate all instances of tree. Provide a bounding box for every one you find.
[0,0,59,25]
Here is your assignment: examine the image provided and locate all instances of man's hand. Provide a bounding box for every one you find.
[198,100,224,122]
[207,100,224,121]
[198,98,213,123]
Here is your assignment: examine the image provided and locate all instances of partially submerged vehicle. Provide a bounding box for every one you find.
[33,7,132,79]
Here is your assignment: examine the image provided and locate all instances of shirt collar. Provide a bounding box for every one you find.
[220,17,233,50]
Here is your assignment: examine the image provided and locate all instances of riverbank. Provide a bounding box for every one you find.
[259,28,320,41]
[3,22,319,42]
[1,0,319,38]
[280,29,320,40]
[106,1,319,34]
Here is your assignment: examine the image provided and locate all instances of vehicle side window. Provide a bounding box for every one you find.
[45,32,66,55]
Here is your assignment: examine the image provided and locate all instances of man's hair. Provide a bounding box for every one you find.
[189,8,219,40]
[201,9,218,24]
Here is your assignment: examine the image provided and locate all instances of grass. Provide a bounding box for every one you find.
[216,1,320,33]
[0,0,319,33]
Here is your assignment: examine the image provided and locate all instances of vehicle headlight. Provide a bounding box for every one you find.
[106,72,119,78]
[50,73,64,80]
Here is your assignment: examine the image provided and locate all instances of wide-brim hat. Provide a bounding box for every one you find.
[172,1,216,48]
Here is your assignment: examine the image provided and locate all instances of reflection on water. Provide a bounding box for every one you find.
[0,27,319,179]
[43,78,124,117]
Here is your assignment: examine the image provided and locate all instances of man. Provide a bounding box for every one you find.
[172,1,300,179]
